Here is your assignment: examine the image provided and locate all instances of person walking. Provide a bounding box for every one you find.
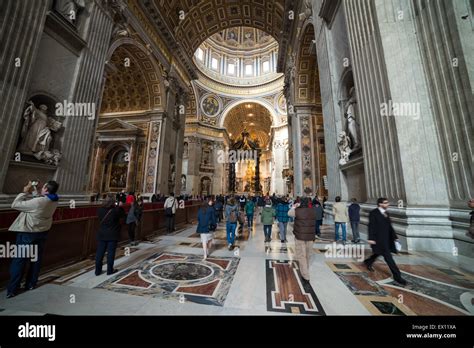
[276,197,290,243]
[6,180,59,298]
[288,197,316,285]
[95,195,126,276]
[239,195,246,210]
[214,198,224,223]
[245,197,256,230]
[332,196,348,243]
[126,198,143,246]
[363,198,407,285]
[314,200,324,237]
[164,193,178,233]
[257,195,265,220]
[196,200,217,259]
[349,198,361,243]
[225,198,239,250]
[261,200,276,242]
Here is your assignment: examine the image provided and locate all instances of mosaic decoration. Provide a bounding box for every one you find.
[144,121,161,193]
[200,94,221,117]
[330,261,474,316]
[300,115,314,194]
[96,252,240,306]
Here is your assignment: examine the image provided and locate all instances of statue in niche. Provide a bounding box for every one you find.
[201,177,211,195]
[344,87,361,150]
[337,131,351,165]
[18,101,63,165]
[202,146,212,165]
[55,0,85,24]
[287,55,296,83]
[183,142,188,158]
[181,175,186,192]
[169,155,176,184]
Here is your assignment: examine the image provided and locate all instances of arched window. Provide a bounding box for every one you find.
[196,47,204,61]
[245,63,253,76]
[227,59,236,75]
[211,56,219,70]
[262,59,270,73]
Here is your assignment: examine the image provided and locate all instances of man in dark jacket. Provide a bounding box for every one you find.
[288,197,316,284]
[349,198,361,243]
[363,197,407,285]
[96,195,126,276]
[314,200,324,237]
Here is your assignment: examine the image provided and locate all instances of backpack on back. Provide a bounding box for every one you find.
[229,208,237,223]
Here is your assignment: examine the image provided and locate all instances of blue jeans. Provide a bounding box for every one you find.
[246,214,254,228]
[315,220,322,235]
[226,222,237,245]
[95,240,118,275]
[264,225,272,239]
[7,231,48,294]
[278,222,287,240]
[351,222,360,241]
[335,223,347,241]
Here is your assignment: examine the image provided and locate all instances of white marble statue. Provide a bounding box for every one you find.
[345,87,361,150]
[181,175,186,191]
[19,102,50,155]
[337,131,351,165]
[170,163,176,183]
[56,0,85,24]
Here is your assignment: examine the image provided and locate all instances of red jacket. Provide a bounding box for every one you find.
[126,195,135,204]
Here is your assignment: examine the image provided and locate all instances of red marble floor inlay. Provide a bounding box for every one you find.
[271,261,314,310]
[175,279,220,296]
[352,262,474,289]
[154,254,187,262]
[116,270,152,288]
[205,258,230,270]
[343,274,381,293]
[382,286,466,316]
[397,265,474,289]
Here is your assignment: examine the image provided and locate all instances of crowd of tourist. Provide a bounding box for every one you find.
[7,178,444,299]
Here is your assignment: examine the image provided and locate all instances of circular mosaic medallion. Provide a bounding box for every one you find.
[275,93,287,115]
[151,262,213,282]
[200,94,221,117]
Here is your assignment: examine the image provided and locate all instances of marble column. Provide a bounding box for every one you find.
[91,141,104,193]
[343,0,407,204]
[310,1,343,201]
[54,2,114,196]
[292,106,316,197]
[0,0,51,198]
[370,0,473,254]
[143,120,163,195]
[126,141,137,192]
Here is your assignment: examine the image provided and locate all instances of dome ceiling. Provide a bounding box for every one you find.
[142,0,285,57]
[224,103,273,148]
[208,27,277,52]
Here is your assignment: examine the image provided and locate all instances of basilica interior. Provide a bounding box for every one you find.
[0,0,473,320]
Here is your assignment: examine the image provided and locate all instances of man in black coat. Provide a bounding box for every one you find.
[363,197,407,285]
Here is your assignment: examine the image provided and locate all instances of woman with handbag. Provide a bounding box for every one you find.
[196,200,217,259]
[95,195,126,276]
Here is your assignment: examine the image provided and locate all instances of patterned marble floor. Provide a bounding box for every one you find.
[0,218,472,316]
